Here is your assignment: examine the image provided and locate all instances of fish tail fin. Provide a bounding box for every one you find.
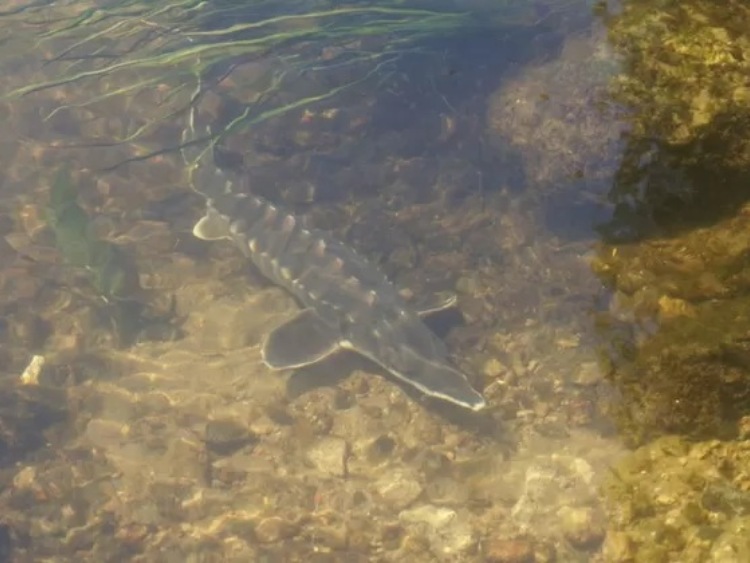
[180,74,238,198]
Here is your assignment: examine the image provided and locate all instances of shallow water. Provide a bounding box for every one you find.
[1,1,749,561]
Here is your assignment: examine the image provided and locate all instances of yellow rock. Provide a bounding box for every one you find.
[657,295,696,321]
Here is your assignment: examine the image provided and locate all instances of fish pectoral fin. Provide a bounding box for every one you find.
[261,309,341,370]
[414,291,458,318]
[193,207,230,240]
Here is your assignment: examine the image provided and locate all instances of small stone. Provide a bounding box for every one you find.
[307,437,348,476]
[380,523,404,550]
[205,419,256,456]
[572,361,603,386]
[84,418,128,448]
[309,523,349,550]
[657,295,696,321]
[165,436,208,482]
[249,415,280,436]
[389,246,416,269]
[399,505,473,555]
[555,335,580,349]
[483,358,507,378]
[601,531,635,562]
[484,537,535,563]
[558,506,605,549]
[12,466,37,490]
[399,505,455,529]
[424,476,468,505]
[365,435,397,464]
[18,204,47,237]
[455,276,479,295]
[376,469,423,509]
[20,355,45,385]
[709,516,750,561]
[534,541,557,563]
[254,516,299,543]
[738,416,750,440]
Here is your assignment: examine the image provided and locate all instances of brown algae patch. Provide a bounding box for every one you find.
[602,435,750,562]
[593,202,750,445]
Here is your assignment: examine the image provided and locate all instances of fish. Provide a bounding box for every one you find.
[182,123,487,411]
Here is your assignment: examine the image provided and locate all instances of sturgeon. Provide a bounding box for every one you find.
[183,123,487,412]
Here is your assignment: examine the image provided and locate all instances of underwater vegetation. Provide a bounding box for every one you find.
[587,3,750,558]
[599,0,750,242]
[46,168,176,347]
[601,435,750,561]
[0,0,567,167]
[1,1,476,155]
[589,0,750,446]
[47,167,140,301]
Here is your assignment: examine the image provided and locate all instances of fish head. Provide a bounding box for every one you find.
[393,345,487,411]
[344,317,487,412]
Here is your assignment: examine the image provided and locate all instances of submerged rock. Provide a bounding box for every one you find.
[602,436,750,561]
[306,436,349,477]
[399,504,475,556]
[593,203,750,444]
[375,469,423,510]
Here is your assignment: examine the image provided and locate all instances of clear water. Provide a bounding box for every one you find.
[1,1,748,561]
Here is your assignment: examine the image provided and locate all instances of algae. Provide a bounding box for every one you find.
[602,436,750,562]
[594,229,750,444]
[45,168,174,347]
[590,0,750,445]
[598,0,750,241]
[46,168,140,301]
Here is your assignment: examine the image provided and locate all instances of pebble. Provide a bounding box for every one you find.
[306,437,348,476]
[399,505,474,555]
[365,435,397,464]
[254,516,299,543]
[484,537,535,563]
[165,436,209,482]
[12,466,38,490]
[572,361,602,386]
[19,355,45,385]
[18,204,47,237]
[424,476,468,505]
[483,358,507,378]
[249,414,282,436]
[205,419,256,456]
[375,469,423,509]
[455,276,479,295]
[309,522,349,550]
[558,506,605,549]
[657,295,696,320]
[399,505,455,529]
[84,418,128,448]
[737,415,750,440]
[601,531,635,562]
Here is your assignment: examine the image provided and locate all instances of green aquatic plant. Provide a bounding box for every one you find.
[45,168,179,347]
[46,167,140,300]
[0,0,548,163]
[0,2,478,148]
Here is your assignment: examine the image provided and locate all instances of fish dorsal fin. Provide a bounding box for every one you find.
[193,207,230,241]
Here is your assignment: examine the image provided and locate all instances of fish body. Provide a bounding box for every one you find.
[185,126,486,411]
